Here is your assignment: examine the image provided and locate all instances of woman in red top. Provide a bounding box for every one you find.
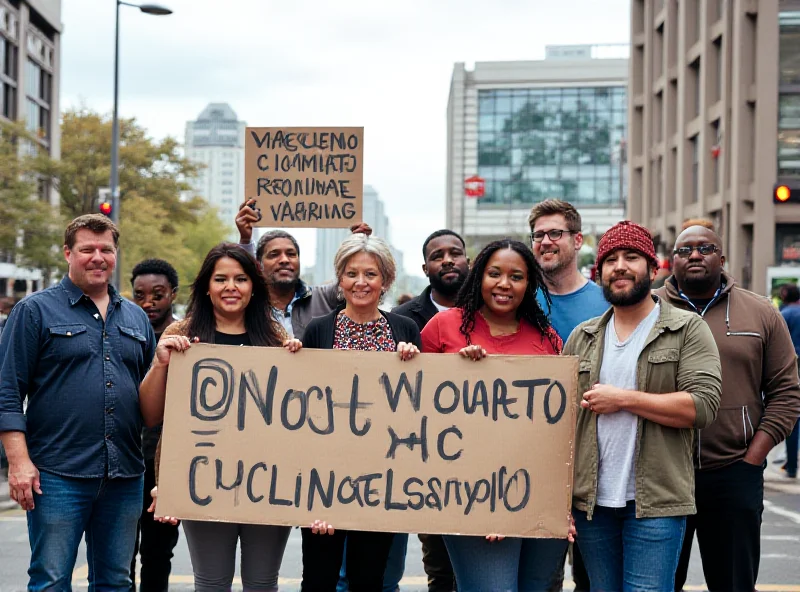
[421,239,570,591]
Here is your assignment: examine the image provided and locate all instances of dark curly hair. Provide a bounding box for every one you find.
[131,258,179,289]
[455,239,559,351]
[186,243,283,347]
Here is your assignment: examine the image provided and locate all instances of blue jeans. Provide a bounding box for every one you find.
[27,470,144,592]
[336,533,408,592]
[573,502,686,592]
[442,534,567,592]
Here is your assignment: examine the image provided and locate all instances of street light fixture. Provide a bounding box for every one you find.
[110,1,172,290]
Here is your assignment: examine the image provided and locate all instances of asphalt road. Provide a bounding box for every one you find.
[1,480,799,591]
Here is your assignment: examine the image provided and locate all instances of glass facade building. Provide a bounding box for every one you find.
[477,86,627,207]
[447,51,629,250]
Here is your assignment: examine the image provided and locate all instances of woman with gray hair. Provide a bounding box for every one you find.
[298,233,422,591]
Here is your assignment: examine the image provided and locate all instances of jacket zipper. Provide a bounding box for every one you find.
[725,294,760,338]
[745,406,754,443]
[741,407,748,447]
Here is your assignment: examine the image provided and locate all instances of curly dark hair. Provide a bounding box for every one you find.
[455,239,559,351]
[131,258,179,289]
[186,243,283,347]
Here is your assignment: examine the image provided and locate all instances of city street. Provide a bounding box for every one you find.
[1,474,799,591]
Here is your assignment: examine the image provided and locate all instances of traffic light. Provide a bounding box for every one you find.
[99,201,113,216]
[773,183,800,204]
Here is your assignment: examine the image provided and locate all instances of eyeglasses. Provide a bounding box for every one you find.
[531,229,573,243]
[673,244,720,258]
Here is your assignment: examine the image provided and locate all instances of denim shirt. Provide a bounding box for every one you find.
[0,276,156,478]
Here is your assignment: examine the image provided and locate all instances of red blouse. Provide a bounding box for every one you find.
[421,307,562,355]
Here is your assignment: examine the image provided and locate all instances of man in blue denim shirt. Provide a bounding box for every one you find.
[0,214,156,591]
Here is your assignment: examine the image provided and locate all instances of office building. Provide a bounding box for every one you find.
[0,0,61,297]
[184,103,245,231]
[446,45,629,253]
[627,0,795,295]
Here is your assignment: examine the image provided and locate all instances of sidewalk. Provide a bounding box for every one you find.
[764,446,800,495]
[0,468,17,512]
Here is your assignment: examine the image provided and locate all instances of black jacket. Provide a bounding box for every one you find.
[391,286,440,333]
[303,307,422,350]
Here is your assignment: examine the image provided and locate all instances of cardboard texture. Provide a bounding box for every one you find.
[244,127,364,228]
[157,344,578,538]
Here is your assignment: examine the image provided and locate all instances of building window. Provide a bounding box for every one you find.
[780,13,800,85]
[25,59,40,98]
[779,96,800,177]
[713,38,723,103]
[711,120,721,193]
[25,98,38,133]
[2,82,14,119]
[3,37,16,80]
[689,59,701,118]
[690,135,699,203]
[476,86,626,206]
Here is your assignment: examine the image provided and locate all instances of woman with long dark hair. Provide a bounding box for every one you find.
[140,243,301,592]
[421,239,573,591]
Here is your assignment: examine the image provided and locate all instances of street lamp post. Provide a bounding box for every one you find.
[110,1,172,289]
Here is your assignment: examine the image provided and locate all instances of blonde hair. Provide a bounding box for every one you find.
[334,234,397,291]
[681,218,715,231]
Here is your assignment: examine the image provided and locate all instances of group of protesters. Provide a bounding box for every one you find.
[0,195,799,592]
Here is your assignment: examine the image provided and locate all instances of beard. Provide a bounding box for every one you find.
[537,247,576,276]
[602,273,653,307]
[679,269,717,294]
[267,268,299,290]
[429,267,467,297]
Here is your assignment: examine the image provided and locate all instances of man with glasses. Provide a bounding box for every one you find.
[528,200,609,591]
[655,225,800,592]
[529,200,610,343]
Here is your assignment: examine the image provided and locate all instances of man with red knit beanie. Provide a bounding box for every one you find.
[563,221,722,592]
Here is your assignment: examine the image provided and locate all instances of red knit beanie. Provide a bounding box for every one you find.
[595,221,658,270]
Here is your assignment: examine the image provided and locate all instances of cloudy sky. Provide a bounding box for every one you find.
[60,0,630,276]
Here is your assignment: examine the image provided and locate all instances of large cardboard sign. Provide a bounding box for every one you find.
[156,345,578,538]
[244,127,364,228]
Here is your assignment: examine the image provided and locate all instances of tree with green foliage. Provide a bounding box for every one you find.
[0,120,64,279]
[46,107,230,298]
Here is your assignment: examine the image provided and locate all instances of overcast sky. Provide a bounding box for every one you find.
[60,0,630,276]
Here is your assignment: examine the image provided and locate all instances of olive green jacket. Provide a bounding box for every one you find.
[563,296,722,519]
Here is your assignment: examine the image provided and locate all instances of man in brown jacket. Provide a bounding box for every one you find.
[655,225,800,592]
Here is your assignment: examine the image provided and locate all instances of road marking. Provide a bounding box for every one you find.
[764,500,800,525]
[72,573,431,586]
[0,515,26,522]
[763,535,800,541]
[765,481,800,495]
[69,571,800,592]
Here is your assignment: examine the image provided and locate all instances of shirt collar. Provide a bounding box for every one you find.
[429,291,450,313]
[677,281,725,317]
[61,275,121,307]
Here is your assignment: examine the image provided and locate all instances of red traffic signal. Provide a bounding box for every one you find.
[99,202,113,216]
[776,185,791,203]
